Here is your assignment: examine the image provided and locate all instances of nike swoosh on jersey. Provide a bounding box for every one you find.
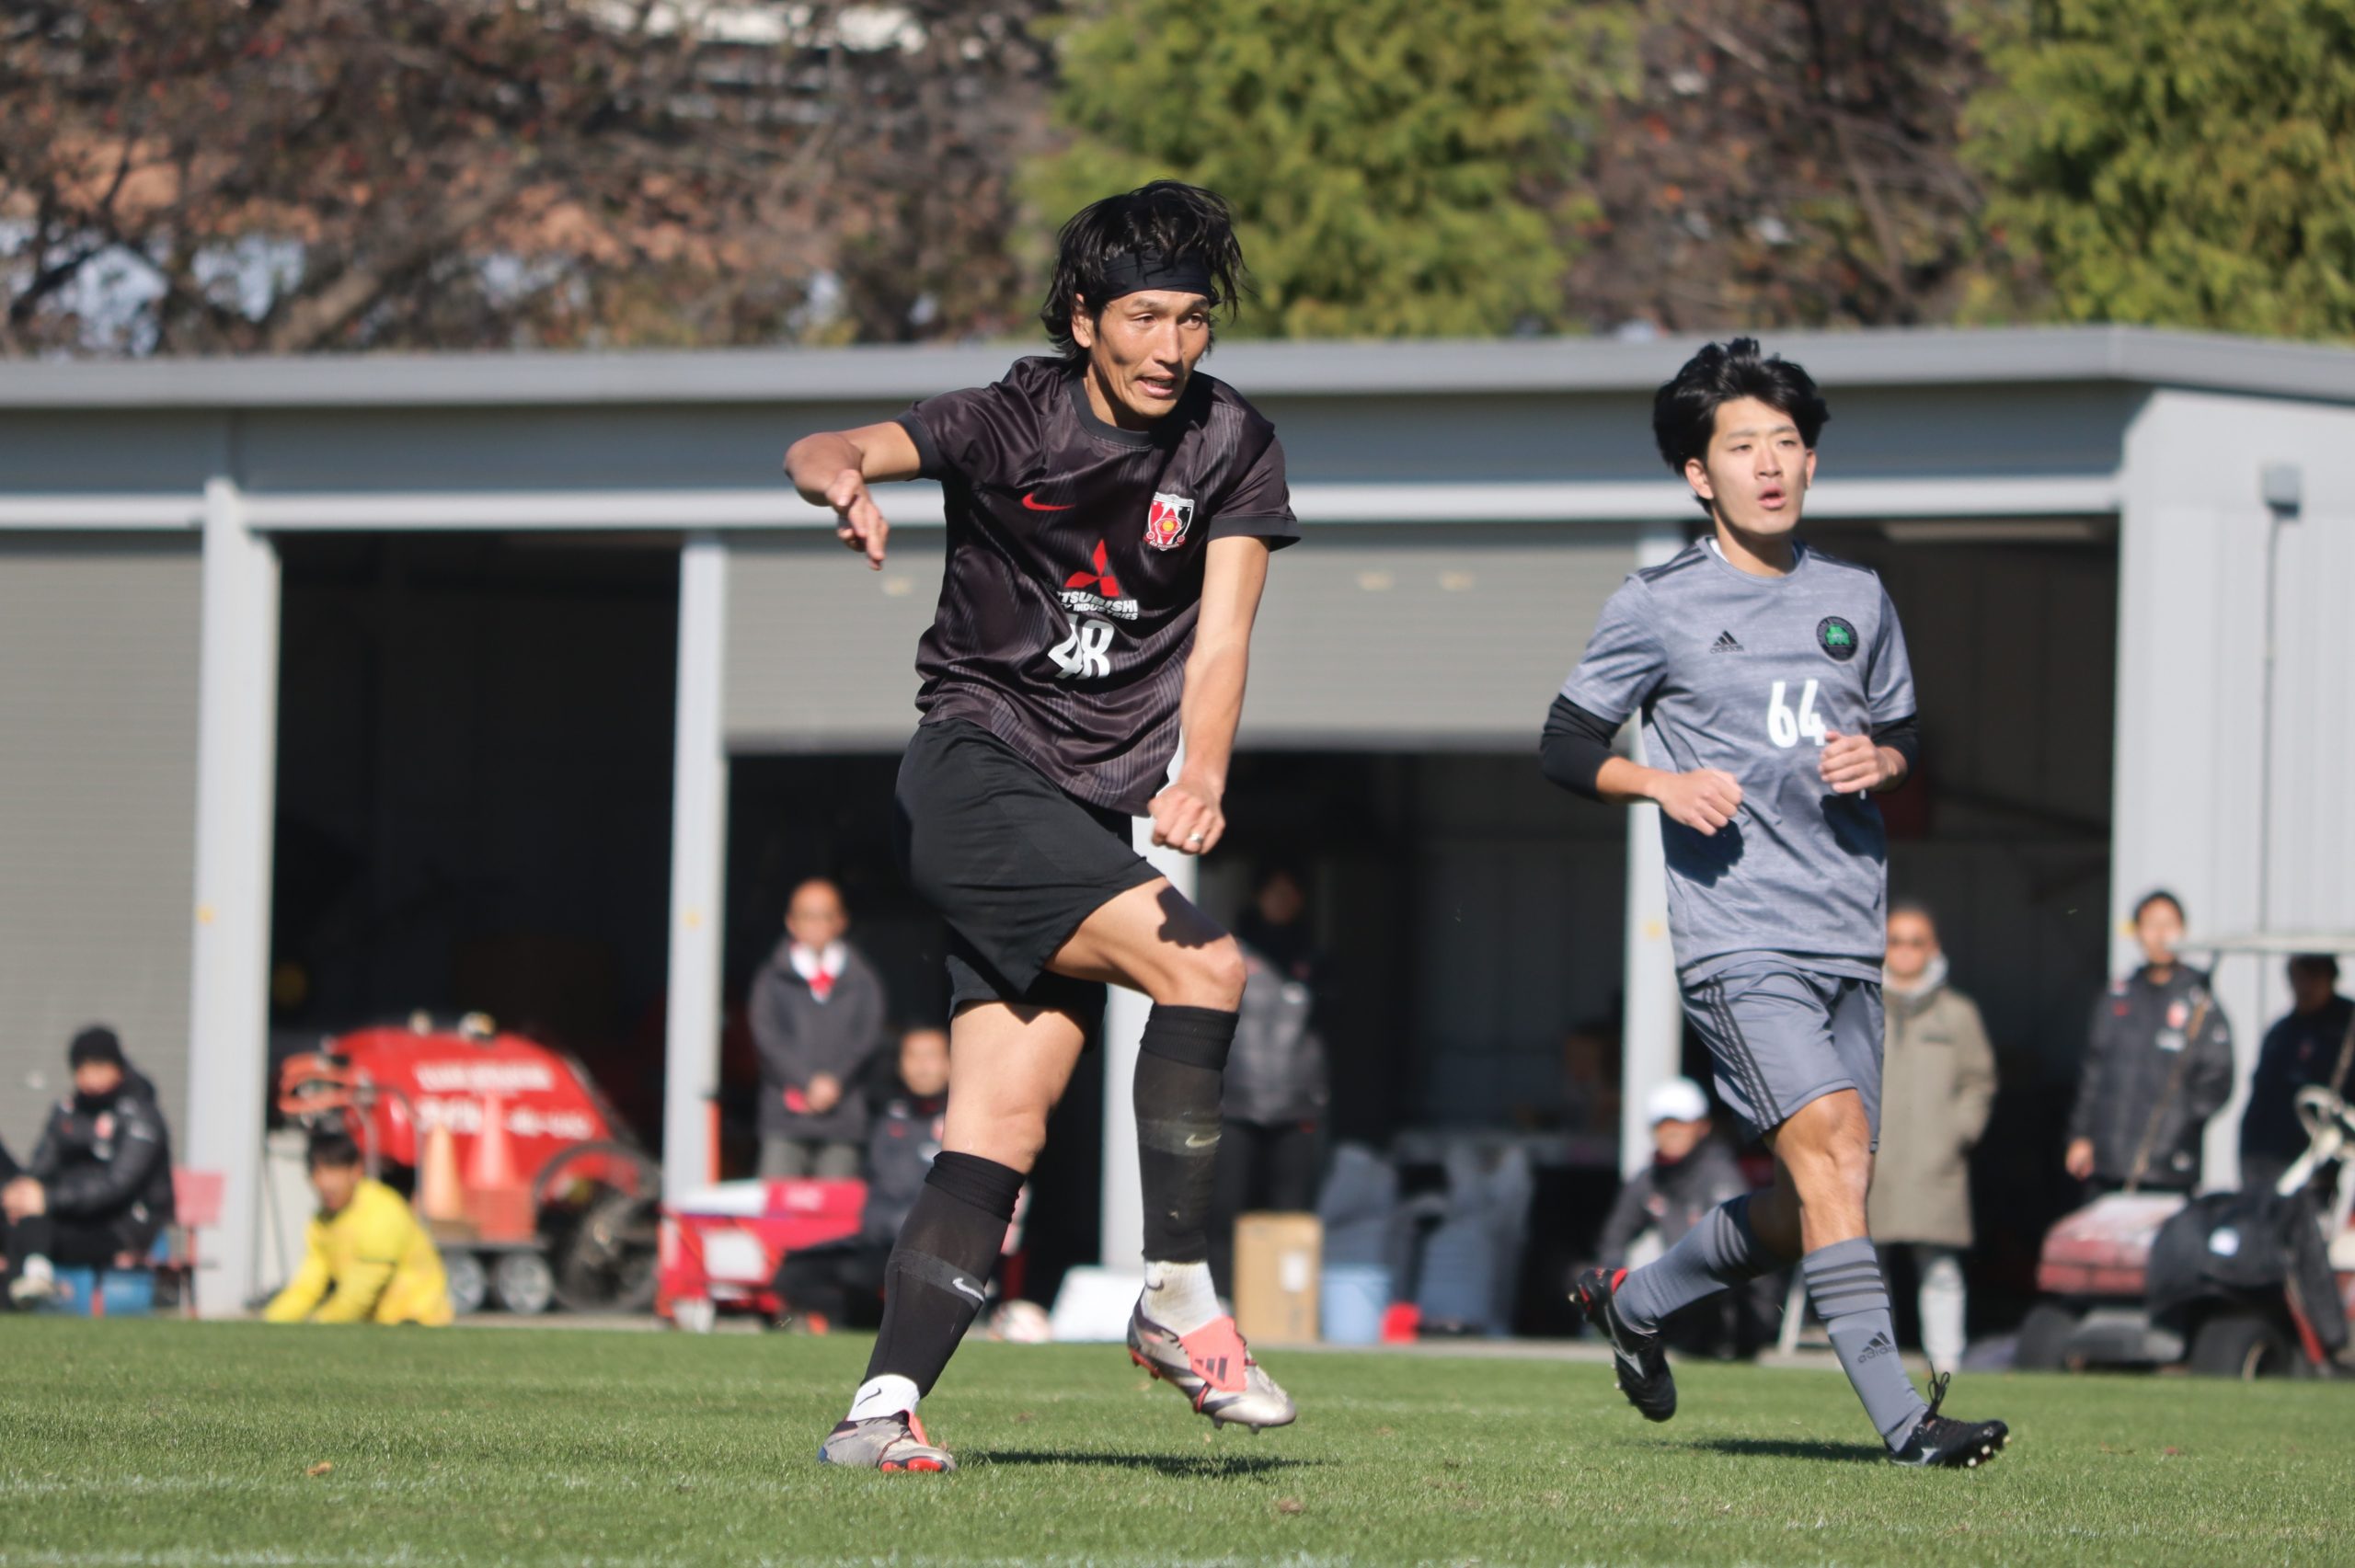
[1021,493,1075,511]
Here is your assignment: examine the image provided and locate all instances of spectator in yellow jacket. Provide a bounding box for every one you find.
[264,1132,452,1325]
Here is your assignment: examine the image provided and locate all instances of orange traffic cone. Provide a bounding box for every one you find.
[419,1119,465,1224]
[466,1093,534,1242]
[469,1093,517,1191]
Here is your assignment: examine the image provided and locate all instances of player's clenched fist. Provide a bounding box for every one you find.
[1653,768,1742,835]
[1818,729,1890,794]
[1149,774,1225,856]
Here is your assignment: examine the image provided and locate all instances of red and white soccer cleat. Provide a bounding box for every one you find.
[1127,1299,1297,1431]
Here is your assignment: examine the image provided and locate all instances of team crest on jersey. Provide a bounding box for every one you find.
[1816,615,1859,662]
[1144,490,1194,551]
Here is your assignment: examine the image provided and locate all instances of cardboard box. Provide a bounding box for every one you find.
[1232,1211,1321,1345]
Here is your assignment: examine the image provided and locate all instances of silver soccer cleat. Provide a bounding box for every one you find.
[817,1412,956,1472]
[1127,1299,1297,1431]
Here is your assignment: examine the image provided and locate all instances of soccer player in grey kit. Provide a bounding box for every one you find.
[1543,339,2010,1467]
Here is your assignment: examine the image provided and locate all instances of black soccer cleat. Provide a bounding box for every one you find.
[1889,1374,2009,1469]
[1574,1266,1676,1423]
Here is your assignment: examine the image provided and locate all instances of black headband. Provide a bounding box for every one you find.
[1093,251,1216,305]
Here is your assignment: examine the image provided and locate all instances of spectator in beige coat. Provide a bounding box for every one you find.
[1867,901,1998,1377]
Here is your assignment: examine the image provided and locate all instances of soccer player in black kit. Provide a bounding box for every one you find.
[784,182,1298,1471]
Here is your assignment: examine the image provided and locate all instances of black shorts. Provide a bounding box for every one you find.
[894,718,1160,1018]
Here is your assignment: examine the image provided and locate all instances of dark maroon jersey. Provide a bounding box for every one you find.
[895,356,1298,814]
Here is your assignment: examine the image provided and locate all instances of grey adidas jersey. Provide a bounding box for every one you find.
[1562,540,1916,980]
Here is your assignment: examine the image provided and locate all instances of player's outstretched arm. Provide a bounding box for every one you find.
[783,421,925,570]
[1153,535,1270,857]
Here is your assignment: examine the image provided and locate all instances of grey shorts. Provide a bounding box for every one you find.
[1681,959,1883,1147]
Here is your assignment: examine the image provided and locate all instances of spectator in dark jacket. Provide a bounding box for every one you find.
[2238,955,2354,1194]
[1593,1078,1769,1357]
[5,1026,176,1308]
[749,878,889,1179]
[775,1027,951,1330]
[2066,890,2234,1192]
[1209,866,1331,1299]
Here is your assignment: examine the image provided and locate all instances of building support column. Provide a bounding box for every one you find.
[662,534,729,1198]
[1619,522,1686,1177]
[184,479,281,1315]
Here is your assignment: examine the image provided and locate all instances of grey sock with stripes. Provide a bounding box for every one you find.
[1803,1237,1928,1449]
[1615,1193,1777,1333]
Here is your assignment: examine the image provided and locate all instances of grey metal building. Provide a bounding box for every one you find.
[2,326,2349,1313]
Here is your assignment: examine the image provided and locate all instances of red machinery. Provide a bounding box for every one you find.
[277,1013,660,1315]
[656,1178,868,1332]
[656,1177,1030,1332]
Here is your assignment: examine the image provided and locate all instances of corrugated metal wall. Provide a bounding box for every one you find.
[725,534,945,750]
[1244,524,1638,746]
[723,524,1640,752]
[0,535,201,1153]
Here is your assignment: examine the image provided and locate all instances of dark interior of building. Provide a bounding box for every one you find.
[270,533,681,1146]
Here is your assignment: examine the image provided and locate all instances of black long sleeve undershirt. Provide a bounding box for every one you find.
[1538,696,1920,801]
[1538,695,1620,801]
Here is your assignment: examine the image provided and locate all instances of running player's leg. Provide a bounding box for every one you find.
[1049,880,1294,1428]
[1052,876,1244,1327]
[1596,968,1804,1340]
[1752,1090,1927,1448]
[824,1001,1084,1470]
[1681,965,1923,1447]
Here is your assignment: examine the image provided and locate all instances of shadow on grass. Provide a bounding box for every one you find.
[1685,1437,1883,1465]
[975,1450,1312,1478]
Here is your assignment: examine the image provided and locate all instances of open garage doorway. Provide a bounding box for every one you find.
[270,534,680,1152]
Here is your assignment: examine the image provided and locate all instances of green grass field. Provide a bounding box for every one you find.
[1,1321,2347,1567]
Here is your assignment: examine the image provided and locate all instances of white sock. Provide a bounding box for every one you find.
[845,1374,919,1424]
[1142,1260,1221,1336]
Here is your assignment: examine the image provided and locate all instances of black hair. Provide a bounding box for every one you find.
[2289,953,2339,979]
[1040,181,1249,363]
[1888,898,1937,928]
[306,1130,362,1172]
[1652,338,1831,513]
[2132,888,2185,924]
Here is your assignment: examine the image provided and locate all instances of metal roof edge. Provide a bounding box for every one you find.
[2,325,2350,410]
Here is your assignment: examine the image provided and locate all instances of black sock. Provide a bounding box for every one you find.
[1133,1003,1239,1263]
[863,1151,1024,1395]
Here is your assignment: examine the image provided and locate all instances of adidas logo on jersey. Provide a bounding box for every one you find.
[1710,630,1743,653]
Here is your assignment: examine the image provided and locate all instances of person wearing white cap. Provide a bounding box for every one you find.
[1589,1079,1765,1355]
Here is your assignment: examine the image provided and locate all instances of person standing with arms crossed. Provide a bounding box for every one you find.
[1541,338,2008,1467]
[784,181,1299,1472]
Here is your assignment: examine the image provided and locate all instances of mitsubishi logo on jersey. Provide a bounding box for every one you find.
[1060,540,1139,622]
[1144,490,1194,551]
[1064,539,1122,599]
